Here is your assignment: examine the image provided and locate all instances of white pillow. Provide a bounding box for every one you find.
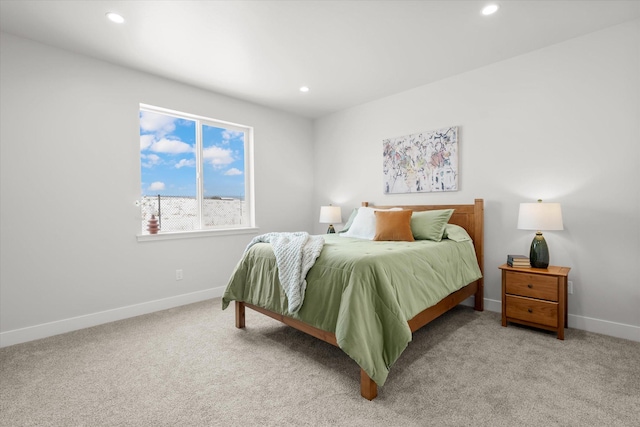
[340,207,402,240]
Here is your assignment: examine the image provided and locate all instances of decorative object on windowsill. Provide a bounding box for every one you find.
[147,215,159,234]
[517,199,563,269]
[319,205,342,234]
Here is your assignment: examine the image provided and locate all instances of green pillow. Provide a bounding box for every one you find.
[338,208,358,233]
[443,223,471,242]
[410,209,454,241]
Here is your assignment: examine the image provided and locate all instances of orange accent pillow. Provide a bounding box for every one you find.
[373,210,415,242]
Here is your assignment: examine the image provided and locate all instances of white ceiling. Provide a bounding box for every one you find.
[1,1,639,118]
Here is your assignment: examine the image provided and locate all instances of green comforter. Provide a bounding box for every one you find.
[222,234,482,386]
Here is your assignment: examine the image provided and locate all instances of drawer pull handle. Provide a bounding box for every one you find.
[527,284,533,289]
[528,308,533,313]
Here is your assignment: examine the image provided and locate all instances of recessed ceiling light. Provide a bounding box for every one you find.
[299,86,310,93]
[482,4,500,16]
[106,12,125,24]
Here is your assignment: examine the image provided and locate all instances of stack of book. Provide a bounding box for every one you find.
[507,254,531,268]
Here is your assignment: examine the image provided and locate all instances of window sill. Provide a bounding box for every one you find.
[136,227,260,242]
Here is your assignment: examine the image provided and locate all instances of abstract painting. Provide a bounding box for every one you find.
[383,126,458,194]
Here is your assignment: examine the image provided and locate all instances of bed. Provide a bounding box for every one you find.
[222,199,484,400]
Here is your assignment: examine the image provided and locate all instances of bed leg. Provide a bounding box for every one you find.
[474,279,484,312]
[235,301,245,328]
[360,368,378,400]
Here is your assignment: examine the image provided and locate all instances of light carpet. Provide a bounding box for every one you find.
[1,298,639,426]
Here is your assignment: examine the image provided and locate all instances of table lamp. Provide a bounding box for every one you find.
[319,205,342,234]
[517,199,563,268]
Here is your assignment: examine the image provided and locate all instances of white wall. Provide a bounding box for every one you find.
[2,20,639,346]
[0,33,315,346]
[314,20,640,341]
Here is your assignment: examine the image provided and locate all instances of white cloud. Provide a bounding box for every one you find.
[224,168,243,176]
[141,153,162,168]
[150,138,193,154]
[140,111,176,135]
[222,130,244,144]
[175,158,195,169]
[203,145,234,167]
[148,181,165,191]
[140,134,155,151]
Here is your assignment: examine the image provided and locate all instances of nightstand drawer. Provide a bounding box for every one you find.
[505,271,558,301]
[505,295,558,328]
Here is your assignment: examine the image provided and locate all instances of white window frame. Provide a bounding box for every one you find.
[137,104,256,241]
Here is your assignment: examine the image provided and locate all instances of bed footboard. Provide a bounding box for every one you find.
[234,281,479,401]
[235,301,377,399]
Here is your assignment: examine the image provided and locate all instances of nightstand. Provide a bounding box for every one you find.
[499,264,571,340]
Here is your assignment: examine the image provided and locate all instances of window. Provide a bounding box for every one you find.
[139,104,253,234]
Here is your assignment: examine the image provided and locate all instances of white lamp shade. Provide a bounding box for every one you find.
[517,202,564,231]
[319,205,342,224]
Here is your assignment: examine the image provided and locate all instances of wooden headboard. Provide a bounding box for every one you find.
[363,199,484,283]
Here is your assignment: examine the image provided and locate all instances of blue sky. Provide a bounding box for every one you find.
[140,110,245,198]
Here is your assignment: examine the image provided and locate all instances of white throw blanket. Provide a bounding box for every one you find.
[245,232,325,314]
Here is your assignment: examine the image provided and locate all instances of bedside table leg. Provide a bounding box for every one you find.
[558,278,566,340]
[501,271,507,327]
[564,280,569,328]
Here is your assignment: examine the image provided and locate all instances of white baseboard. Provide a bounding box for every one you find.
[459,296,501,312]
[468,297,639,342]
[567,314,640,342]
[0,287,226,348]
[2,292,637,348]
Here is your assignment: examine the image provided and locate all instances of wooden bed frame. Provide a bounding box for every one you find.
[235,199,484,400]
